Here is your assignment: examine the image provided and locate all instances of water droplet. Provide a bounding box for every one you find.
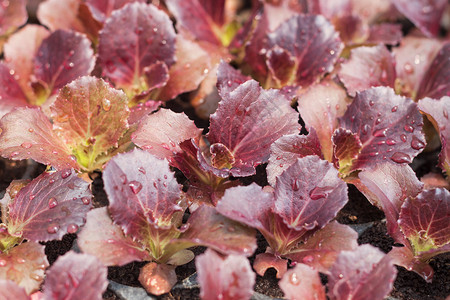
[135,26,143,34]
[403,63,414,74]
[418,229,428,239]
[161,143,170,150]
[138,167,146,174]
[129,181,142,194]
[289,272,301,285]
[390,152,410,164]
[48,198,58,209]
[411,136,425,150]
[107,239,115,244]
[444,109,448,119]
[164,175,168,180]
[362,124,370,135]
[67,223,79,234]
[61,169,71,179]
[302,255,314,263]
[47,224,60,234]
[160,39,167,45]
[400,134,407,142]
[81,197,91,205]
[338,273,344,279]
[20,142,32,149]
[369,152,379,157]
[386,138,397,146]
[309,187,328,200]
[373,128,387,137]
[102,98,112,111]
[10,151,19,158]
[16,258,25,264]
[304,222,317,230]
[404,125,414,133]
[375,118,382,125]
[120,174,127,184]
[28,128,34,133]
[0,260,6,267]
[369,100,375,106]
[291,179,300,191]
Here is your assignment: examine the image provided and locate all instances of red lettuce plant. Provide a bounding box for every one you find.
[216,155,357,278]
[0,0,27,48]
[0,251,107,300]
[78,149,256,295]
[0,26,95,117]
[0,76,132,172]
[280,244,397,300]
[132,63,299,204]
[0,169,92,294]
[196,249,256,300]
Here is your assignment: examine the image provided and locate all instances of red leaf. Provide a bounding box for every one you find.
[253,253,287,278]
[98,3,176,89]
[287,221,358,273]
[7,169,92,242]
[165,0,220,45]
[132,109,202,160]
[176,206,257,256]
[0,107,78,170]
[388,246,435,282]
[34,30,95,93]
[138,263,177,296]
[267,131,323,186]
[0,242,48,294]
[338,87,425,172]
[208,80,299,176]
[392,0,447,37]
[0,63,28,118]
[332,128,362,175]
[78,207,150,266]
[366,23,402,46]
[355,163,423,244]
[297,80,349,161]
[273,156,348,231]
[43,251,108,300]
[196,249,256,300]
[393,35,443,98]
[51,76,130,170]
[418,96,450,174]
[0,0,27,36]
[216,61,251,98]
[37,0,84,32]
[416,43,450,100]
[328,244,397,300]
[279,263,326,300]
[103,149,183,240]
[399,188,450,253]
[85,0,146,23]
[128,100,162,125]
[338,45,396,97]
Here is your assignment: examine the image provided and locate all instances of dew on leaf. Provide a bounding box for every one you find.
[302,255,314,263]
[391,106,398,112]
[362,124,370,135]
[400,134,407,142]
[81,197,91,205]
[102,98,112,111]
[390,152,410,163]
[129,181,143,194]
[47,224,60,234]
[67,223,79,234]
[48,197,58,209]
[10,151,19,158]
[16,258,25,264]
[0,260,7,267]
[289,272,301,285]
[292,179,300,191]
[61,169,72,179]
[403,63,414,74]
[120,174,127,184]
[373,128,387,137]
[20,142,32,149]
[138,167,146,174]
[411,136,425,150]
[404,125,414,133]
[386,138,397,146]
[28,128,34,133]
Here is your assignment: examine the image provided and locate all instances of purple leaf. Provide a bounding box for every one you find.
[43,251,108,300]
[208,80,299,176]
[0,108,78,170]
[0,242,48,294]
[297,80,349,161]
[253,253,288,279]
[328,244,397,300]
[7,169,92,242]
[196,249,255,300]
[399,188,450,253]
[50,76,130,171]
[132,109,202,160]
[3,25,50,102]
[332,128,362,176]
[338,45,396,97]
[216,61,251,98]
[128,100,162,125]
[98,3,176,89]
[156,35,211,101]
[355,163,423,243]
[265,14,343,87]
[418,96,450,174]
[0,63,28,118]
[34,30,95,93]
[0,0,27,36]
[392,0,447,37]
[393,35,443,98]
[37,0,85,32]
[165,0,220,45]
[78,207,150,266]
[279,263,326,300]
[85,0,146,23]
[103,149,183,241]
[366,23,402,45]
[273,156,348,231]
[286,221,358,273]
[267,131,323,186]
[0,280,29,300]
[416,43,450,100]
[138,262,177,296]
[176,206,257,256]
[338,87,425,172]
[388,246,435,282]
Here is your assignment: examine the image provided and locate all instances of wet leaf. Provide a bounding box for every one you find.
[279,263,326,300]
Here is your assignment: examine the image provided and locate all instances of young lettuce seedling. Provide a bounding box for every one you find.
[0,169,92,294]
[78,149,256,295]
